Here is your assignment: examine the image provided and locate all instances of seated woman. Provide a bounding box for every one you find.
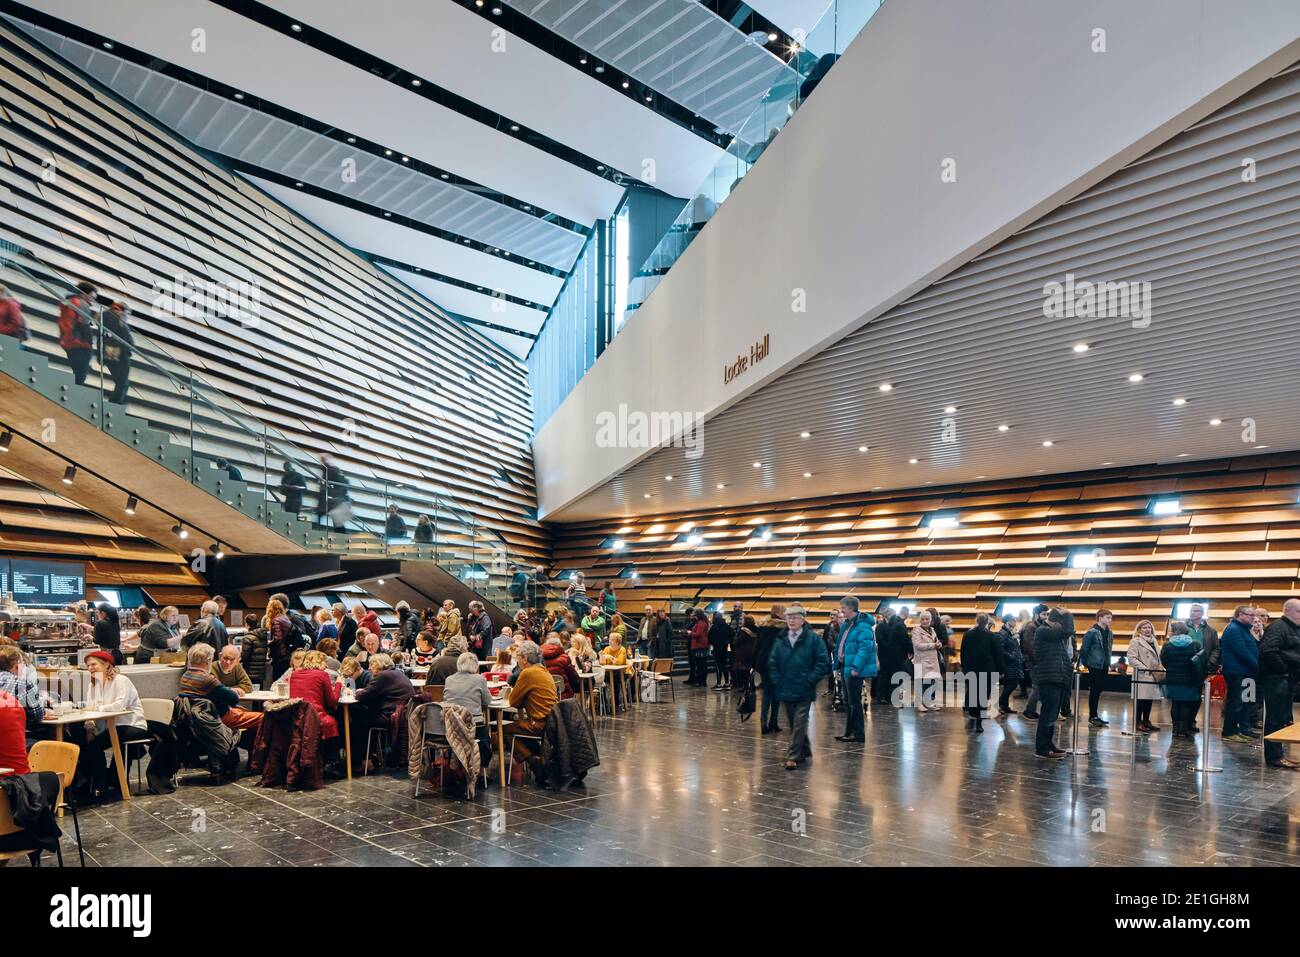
[76,650,149,803]
[289,650,342,770]
[568,632,598,675]
[338,656,363,692]
[599,632,634,710]
[315,638,342,674]
[411,631,439,668]
[443,651,493,765]
[542,634,581,699]
[349,653,415,774]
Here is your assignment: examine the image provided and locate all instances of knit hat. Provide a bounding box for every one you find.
[85,650,115,665]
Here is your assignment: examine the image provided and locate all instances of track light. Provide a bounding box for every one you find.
[61,465,76,485]
[172,524,188,539]
[124,495,138,514]
[209,542,224,560]
[0,430,10,452]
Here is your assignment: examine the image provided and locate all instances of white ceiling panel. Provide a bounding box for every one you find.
[384,266,549,338]
[252,177,564,306]
[476,325,538,360]
[265,0,725,200]
[16,0,624,224]
[745,0,835,39]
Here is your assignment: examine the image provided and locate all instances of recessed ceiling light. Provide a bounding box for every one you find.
[492,5,502,13]
[385,149,393,156]
[475,0,483,5]
[644,94,652,102]
[1256,444,1269,449]
[1176,453,1189,457]
[752,461,762,468]
[858,446,869,453]
[346,136,355,143]
[1128,373,1143,383]
[803,472,812,478]
[102,41,114,50]
[1209,418,1222,426]
[1042,440,1054,447]
[943,405,957,414]
[997,424,1010,432]
[400,155,409,162]
[510,124,520,132]
[440,172,449,179]
[1072,342,1089,353]
[1102,461,1113,465]
[1173,397,1187,406]
[799,431,810,438]
[908,458,918,465]
[410,78,422,87]
[233,92,244,100]
[290,23,302,32]
[879,383,893,392]
[294,181,303,187]
[383,211,392,217]
[596,164,605,171]
[595,65,605,74]
[643,493,652,499]
[580,56,588,64]
[665,475,673,481]
[716,483,726,489]
[622,79,630,89]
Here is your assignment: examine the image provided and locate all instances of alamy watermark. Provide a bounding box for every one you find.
[1043,272,1151,329]
[594,403,704,459]
[151,272,263,327]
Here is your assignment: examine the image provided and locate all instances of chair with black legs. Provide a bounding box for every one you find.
[28,741,82,867]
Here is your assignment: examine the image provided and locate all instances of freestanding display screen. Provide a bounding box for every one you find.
[3,558,86,606]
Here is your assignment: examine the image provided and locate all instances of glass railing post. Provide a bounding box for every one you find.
[187,373,195,485]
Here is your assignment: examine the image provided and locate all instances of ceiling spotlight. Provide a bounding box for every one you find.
[803,472,812,478]
[595,65,605,74]
[1172,397,1187,406]
[908,458,919,465]
[492,5,502,13]
[294,181,304,187]
[878,383,893,392]
[1072,342,1090,353]
[760,528,773,541]
[61,465,76,485]
[752,461,762,468]
[346,136,356,143]
[401,155,409,162]
[377,578,386,585]
[767,32,778,41]
[290,23,302,32]
[1128,373,1144,383]
[997,424,1010,432]
[664,475,673,481]
[475,0,484,5]
[0,430,10,452]
[209,542,224,560]
[172,524,188,539]
[102,41,114,50]
[410,78,422,87]
[686,533,703,546]
[858,445,869,453]
[383,211,392,217]
[799,431,811,438]
[1209,418,1222,426]
[233,92,244,100]
[124,495,138,515]
[943,405,957,414]
[611,538,626,551]
[596,164,605,171]
[580,56,588,65]
[1042,440,1054,447]
[644,94,652,102]
[622,79,630,89]
[440,172,449,179]
[716,483,726,489]
[643,493,652,499]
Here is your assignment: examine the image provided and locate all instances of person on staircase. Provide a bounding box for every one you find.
[59,281,98,385]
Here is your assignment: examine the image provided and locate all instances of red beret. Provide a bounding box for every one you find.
[84,650,115,665]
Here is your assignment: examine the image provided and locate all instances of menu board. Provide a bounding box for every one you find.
[3,558,86,606]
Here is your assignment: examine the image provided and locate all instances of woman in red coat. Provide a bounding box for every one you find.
[542,637,581,698]
[289,651,341,740]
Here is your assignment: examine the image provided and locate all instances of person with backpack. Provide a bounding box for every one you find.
[269,592,315,649]
[59,281,98,385]
[264,598,296,680]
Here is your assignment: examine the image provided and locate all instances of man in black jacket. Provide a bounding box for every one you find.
[873,609,912,704]
[1031,606,1076,759]
[1260,598,1300,769]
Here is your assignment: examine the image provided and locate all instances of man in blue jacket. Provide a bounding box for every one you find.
[767,604,831,769]
[1220,605,1261,742]
[833,596,877,743]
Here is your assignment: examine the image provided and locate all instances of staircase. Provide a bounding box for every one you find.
[0,242,521,616]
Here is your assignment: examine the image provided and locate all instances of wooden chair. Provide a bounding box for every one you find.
[28,741,83,866]
[0,777,64,867]
[649,658,676,702]
[426,685,444,703]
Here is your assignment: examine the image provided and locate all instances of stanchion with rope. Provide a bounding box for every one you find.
[1064,668,1089,756]
[1195,678,1222,773]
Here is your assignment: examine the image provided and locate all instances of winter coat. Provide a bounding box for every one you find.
[1029,612,1076,687]
[1259,616,1300,681]
[58,294,95,350]
[358,611,385,642]
[240,628,271,688]
[1127,632,1164,700]
[250,698,325,790]
[543,643,581,698]
[1160,636,1204,701]
[708,619,733,650]
[437,610,462,643]
[999,630,1024,683]
[959,625,1003,677]
[1079,624,1113,672]
[1219,619,1259,677]
[541,698,600,791]
[767,625,831,702]
[911,625,942,679]
[396,611,420,651]
[689,618,709,651]
[0,296,28,341]
[651,618,675,659]
[875,615,913,676]
[171,696,239,775]
[353,668,416,722]
[465,612,493,657]
[731,626,757,671]
[1020,620,1038,667]
[0,772,61,852]
[753,620,785,677]
[1184,620,1220,673]
[836,613,878,678]
[288,668,341,739]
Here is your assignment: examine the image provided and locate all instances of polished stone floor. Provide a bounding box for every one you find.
[16,685,1300,867]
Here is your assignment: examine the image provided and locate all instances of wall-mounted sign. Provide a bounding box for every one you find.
[723,333,770,385]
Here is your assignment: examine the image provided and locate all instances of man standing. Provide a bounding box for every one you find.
[465,600,493,659]
[1259,599,1300,770]
[1184,603,1220,674]
[651,609,675,661]
[821,608,842,698]
[1031,605,1075,759]
[1079,608,1114,727]
[873,606,912,704]
[767,604,830,769]
[729,601,745,632]
[1220,604,1261,743]
[834,597,876,743]
[1020,605,1050,719]
[182,600,228,654]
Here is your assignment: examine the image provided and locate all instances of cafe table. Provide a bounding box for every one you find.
[576,672,599,721]
[600,662,633,717]
[487,697,517,788]
[238,689,287,704]
[628,656,651,709]
[42,709,132,802]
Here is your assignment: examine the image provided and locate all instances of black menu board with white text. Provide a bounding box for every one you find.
[3,558,86,606]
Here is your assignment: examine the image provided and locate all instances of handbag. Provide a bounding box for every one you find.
[737,674,756,720]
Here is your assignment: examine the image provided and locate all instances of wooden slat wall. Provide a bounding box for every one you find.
[549,452,1300,653]
[0,24,546,566]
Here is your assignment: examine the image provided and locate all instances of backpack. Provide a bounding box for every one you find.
[284,614,311,652]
